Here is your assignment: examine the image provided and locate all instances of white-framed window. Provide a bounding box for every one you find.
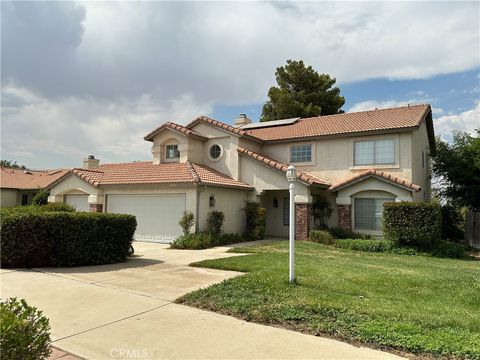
[354,139,394,166]
[290,144,312,163]
[354,197,394,231]
[165,144,179,159]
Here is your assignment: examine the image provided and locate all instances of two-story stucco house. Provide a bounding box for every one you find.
[48,104,435,242]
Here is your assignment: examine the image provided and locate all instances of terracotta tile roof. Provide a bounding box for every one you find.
[329,169,421,192]
[247,104,432,142]
[144,122,208,141]
[0,168,70,190]
[188,162,253,189]
[237,147,330,187]
[186,116,262,142]
[71,161,252,190]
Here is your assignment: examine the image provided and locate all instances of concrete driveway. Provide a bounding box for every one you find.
[1,242,403,360]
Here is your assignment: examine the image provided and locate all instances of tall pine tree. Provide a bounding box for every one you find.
[260,60,345,122]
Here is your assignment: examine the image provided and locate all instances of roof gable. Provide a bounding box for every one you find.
[186,116,263,142]
[144,122,208,142]
[329,169,421,192]
[67,161,252,190]
[237,147,329,187]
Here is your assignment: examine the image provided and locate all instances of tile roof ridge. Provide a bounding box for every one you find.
[237,147,329,186]
[329,168,421,192]
[98,161,152,167]
[185,160,201,183]
[301,104,430,121]
[73,167,104,173]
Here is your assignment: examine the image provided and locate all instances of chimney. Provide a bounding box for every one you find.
[83,155,100,169]
[234,113,252,127]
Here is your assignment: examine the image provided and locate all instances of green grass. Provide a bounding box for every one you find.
[177,241,480,359]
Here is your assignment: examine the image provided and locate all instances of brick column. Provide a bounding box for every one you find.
[295,203,311,240]
[89,204,103,212]
[337,204,352,230]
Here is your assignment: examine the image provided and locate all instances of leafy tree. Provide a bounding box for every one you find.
[0,160,26,169]
[32,190,49,206]
[260,60,345,122]
[432,130,480,211]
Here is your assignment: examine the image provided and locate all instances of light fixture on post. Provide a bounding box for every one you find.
[286,165,297,283]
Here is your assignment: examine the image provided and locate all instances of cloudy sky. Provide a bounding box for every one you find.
[1,1,479,169]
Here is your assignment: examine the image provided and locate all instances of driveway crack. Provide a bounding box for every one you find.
[53,302,173,342]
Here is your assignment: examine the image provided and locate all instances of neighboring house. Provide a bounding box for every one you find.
[0,168,70,207]
[48,104,435,242]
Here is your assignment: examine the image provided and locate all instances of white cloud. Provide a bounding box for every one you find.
[349,99,433,112]
[1,1,479,167]
[434,103,480,140]
[0,86,212,168]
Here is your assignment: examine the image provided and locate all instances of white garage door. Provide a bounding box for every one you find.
[107,194,186,243]
[65,194,90,212]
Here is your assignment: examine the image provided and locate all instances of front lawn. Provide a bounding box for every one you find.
[177,241,480,359]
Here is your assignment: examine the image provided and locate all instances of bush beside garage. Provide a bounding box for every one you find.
[0,205,136,268]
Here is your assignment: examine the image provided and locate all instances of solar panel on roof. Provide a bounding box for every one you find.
[239,117,300,129]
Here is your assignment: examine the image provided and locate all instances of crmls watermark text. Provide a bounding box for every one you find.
[109,348,148,359]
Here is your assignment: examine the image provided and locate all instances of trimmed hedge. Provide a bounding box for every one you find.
[383,202,442,249]
[332,239,467,258]
[335,239,393,252]
[0,297,51,360]
[327,226,372,240]
[1,212,136,268]
[0,203,75,216]
[309,230,334,244]
[170,232,244,250]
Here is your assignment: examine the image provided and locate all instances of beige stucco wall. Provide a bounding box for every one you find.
[239,154,312,202]
[150,130,205,164]
[410,121,431,202]
[48,174,100,204]
[1,189,18,207]
[261,190,289,238]
[197,186,250,234]
[261,132,413,186]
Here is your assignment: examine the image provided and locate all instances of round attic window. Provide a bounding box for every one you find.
[209,144,222,159]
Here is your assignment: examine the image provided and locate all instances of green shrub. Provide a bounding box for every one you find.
[243,201,266,240]
[206,211,225,235]
[1,212,136,268]
[170,232,244,249]
[311,195,332,229]
[179,211,195,235]
[335,239,394,252]
[383,202,442,249]
[309,230,334,244]
[0,203,75,217]
[430,240,467,258]
[0,297,51,360]
[327,226,372,239]
[31,190,49,206]
[440,204,465,241]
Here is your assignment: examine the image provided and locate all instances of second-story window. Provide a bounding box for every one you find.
[165,144,180,159]
[354,139,394,166]
[290,144,312,163]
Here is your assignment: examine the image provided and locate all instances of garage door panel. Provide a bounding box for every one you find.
[107,194,185,243]
[65,194,90,212]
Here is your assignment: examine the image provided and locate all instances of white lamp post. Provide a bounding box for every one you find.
[286,165,297,283]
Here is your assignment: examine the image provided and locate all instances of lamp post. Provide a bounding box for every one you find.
[286,165,297,283]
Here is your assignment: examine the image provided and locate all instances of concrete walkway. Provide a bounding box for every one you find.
[1,242,404,360]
